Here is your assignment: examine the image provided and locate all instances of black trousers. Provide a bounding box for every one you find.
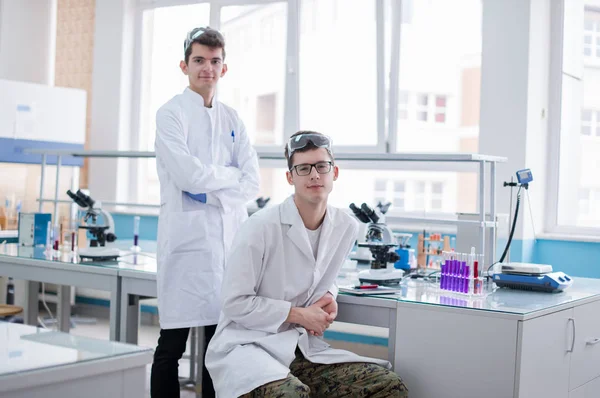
[150,325,217,398]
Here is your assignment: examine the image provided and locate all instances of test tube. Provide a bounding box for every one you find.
[130,216,141,252]
[46,221,52,252]
[440,252,448,290]
[133,216,140,247]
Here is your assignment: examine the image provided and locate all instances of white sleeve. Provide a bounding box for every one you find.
[328,282,339,300]
[207,118,260,212]
[155,106,242,194]
[221,221,291,333]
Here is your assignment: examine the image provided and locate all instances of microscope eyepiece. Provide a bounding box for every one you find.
[360,203,379,224]
[67,189,95,209]
[349,203,371,224]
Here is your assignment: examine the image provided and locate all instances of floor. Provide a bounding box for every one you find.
[62,314,388,398]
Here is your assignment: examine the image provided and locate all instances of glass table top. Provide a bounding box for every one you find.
[0,322,151,377]
[337,266,600,315]
[3,241,600,316]
[0,241,157,273]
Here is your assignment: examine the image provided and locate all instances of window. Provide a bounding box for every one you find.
[393,181,406,210]
[430,181,444,211]
[137,3,211,205]
[299,0,379,147]
[398,91,409,120]
[435,95,447,124]
[131,0,482,210]
[394,0,481,152]
[581,109,600,136]
[550,2,600,231]
[219,3,288,146]
[255,93,277,145]
[583,14,600,59]
[413,181,426,211]
[416,94,428,122]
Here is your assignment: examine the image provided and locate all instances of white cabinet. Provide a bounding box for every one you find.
[392,297,600,398]
[516,308,573,398]
[570,301,600,390]
[516,300,600,398]
[569,375,600,398]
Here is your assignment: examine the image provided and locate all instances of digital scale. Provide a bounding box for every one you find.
[493,262,573,293]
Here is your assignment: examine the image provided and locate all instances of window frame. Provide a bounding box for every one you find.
[545,0,600,238]
[128,0,484,211]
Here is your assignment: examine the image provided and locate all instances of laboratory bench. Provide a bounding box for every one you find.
[0,245,122,340]
[2,244,600,398]
[0,321,152,398]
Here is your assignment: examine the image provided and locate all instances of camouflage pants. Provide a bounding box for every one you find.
[240,349,408,398]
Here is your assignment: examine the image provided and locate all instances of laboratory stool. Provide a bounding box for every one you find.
[0,304,23,321]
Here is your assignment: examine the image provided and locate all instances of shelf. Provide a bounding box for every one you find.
[25,149,155,158]
[258,152,507,163]
[24,149,507,163]
[388,216,496,228]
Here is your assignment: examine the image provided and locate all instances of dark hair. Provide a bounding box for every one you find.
[284,130,334,170]
[184,27,226,64]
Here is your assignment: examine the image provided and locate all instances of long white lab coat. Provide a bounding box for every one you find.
[155,87,260,329]
[206,196,391,398]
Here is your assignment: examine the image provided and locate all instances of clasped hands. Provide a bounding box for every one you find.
[297,292,337,337]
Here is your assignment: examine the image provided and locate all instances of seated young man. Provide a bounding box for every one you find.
[205,131,408,397]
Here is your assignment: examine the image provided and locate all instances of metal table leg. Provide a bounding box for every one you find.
[25,281,39,325]
[57,285,71,332]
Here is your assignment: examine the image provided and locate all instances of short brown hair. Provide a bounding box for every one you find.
[184,27,226,64]
[284,131,334,170]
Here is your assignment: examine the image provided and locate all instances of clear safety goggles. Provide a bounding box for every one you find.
[183,27,208,53]
[286,133,332,157]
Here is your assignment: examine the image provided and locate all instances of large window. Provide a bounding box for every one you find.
[137,3,211,204]
[218,3,288,146]
[298,0,378,147]
[552,2,600,231]
[132,0,483,215]
[394,0,482,152]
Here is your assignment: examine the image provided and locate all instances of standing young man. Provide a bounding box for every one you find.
[152,27,260,398]
[206,131,408,397]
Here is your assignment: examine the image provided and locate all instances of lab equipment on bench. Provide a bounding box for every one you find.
[67,189,119,261]
[493,262,573,293]
[349,202,403,285]
[130,216,141,253]
[17,213,51,246]
[439,247,485,296]
[393,233,414,272]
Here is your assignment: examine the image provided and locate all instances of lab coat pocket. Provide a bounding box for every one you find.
[167,210,209,254]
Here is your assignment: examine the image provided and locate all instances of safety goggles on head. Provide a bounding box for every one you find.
[286,133,332,158]
[184,27,208,53]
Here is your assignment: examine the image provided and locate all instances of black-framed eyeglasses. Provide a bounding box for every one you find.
[290,161,333,176]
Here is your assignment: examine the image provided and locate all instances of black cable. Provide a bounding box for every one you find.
[487,185,522,278]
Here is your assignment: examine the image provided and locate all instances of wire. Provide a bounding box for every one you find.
[486,185,523,279]
[525,189,537,242]
[498,186,522,264]
[40,282,56,330]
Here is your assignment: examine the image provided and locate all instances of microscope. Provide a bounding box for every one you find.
[349,202,404,285]
[67,189,119,261]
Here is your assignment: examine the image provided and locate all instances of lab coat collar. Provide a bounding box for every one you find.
[183,87,215,109]
[280,195,335,267]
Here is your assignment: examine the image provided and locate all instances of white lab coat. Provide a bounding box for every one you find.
[155,87,260,329]
[206,196,391,398]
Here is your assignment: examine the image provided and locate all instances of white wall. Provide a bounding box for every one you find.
[88,0,136,203]
[0,0,56,84]
[479,0,552,261]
